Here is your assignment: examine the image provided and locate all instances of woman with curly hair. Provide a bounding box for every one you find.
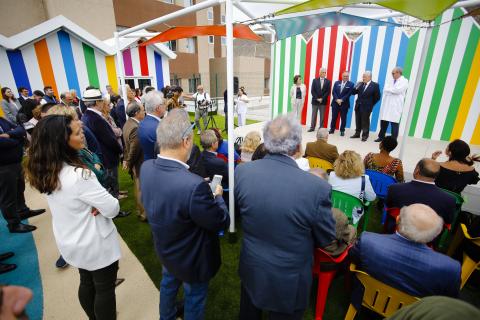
[241,131,262,162]
[329,150,376,201]
[26,115,120,320]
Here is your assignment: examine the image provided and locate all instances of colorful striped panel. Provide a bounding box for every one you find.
[82,43,100,88]
[154,52,164,90]
[34,39,59,96]
[105,56,118,93]
[57,31,81,96]
[138,46,149,76]
[6,50,31,92]
[471,116,480,145]
[122,49,133,77]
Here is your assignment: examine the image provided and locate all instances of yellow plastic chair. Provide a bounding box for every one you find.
[307,157,334,171]
[459,224,480,289]
[345,264,419,320]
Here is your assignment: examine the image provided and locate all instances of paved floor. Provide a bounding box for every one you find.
[25,184,159,320]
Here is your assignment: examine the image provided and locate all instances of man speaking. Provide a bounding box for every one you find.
[375,67,409,142]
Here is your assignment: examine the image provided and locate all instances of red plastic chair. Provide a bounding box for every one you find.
[312,245,352,320]
[383,207,400,234]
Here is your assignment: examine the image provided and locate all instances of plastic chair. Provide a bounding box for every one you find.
[307,157,334,171]
[437,189,465,250]
[312,246,352,320]
[459,224,480,289]
[365,170,397,199]
[383,207,400,234]
[331,190,369,230]
[345,264,419,319]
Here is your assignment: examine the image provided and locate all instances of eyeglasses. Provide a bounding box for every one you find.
[182,122,195,139]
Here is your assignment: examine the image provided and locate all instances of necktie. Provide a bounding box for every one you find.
[340,82,345,92]
[320,78,324,89]
[394,79,397,84]
[363,83,368,92]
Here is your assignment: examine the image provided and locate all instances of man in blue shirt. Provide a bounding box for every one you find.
[138,91,167,161]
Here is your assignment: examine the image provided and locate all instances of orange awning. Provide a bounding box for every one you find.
[140,24,262,46]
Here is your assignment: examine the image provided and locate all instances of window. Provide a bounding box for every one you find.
[221,15,225,24]
[208,36,214,44]
[184,0,193,6]
[167,40,177,52]
[138,79,152,91]
[125,79,135,90]
[221,36,226,46]
[186,38,196,53]
[163,0,174,4]
[188,75,201,93]
[207,9,214,20]
[170,77,180,87]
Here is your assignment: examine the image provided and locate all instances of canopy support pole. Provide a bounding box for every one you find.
[114,32,128,105]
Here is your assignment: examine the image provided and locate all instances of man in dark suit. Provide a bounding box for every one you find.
[17,87,30,108]
[140,109,229,320]
[350,204,461,308]
[309,67,331,132]
[199,130,229,188]
[81,89,128,218]
[235,115,339,319]
[350,71,381,141]
[304,128,339,164]
[386,158,456,225]
[330,71,354,136]
[122,101,146,221]
[138,91,167,161]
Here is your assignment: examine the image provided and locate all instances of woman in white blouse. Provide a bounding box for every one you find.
[329,150,376,202]
[236,87,249,126]
[290,75,306,121]
[26,115,121,320]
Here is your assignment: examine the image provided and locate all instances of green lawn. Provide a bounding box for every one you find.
[113,114,478,319]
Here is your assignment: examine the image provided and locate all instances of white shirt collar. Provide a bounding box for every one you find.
[147,114,161,122]
[412,178,435,185]
[131,117,140,124]
[87,107,104,117]
[157,155,190,169]
[206,150,217,156]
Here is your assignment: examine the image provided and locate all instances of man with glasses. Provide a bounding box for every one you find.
[140,109,229,320]
[376,67,409,142]
[17,87,30,108]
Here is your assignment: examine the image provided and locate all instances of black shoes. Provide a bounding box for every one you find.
[340,131,345,136]
[328,130,334,134]
[307,128,315,132]
[0,252,14,261]
[0,262,16,274]
[361,137,368,142]
[19,208,46,220]
[374,138,383,142]
[350,134,360,138]
[8,223,37,233]
[115,211,131,218]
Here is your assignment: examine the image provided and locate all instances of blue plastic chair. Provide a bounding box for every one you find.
[365,170,397,199]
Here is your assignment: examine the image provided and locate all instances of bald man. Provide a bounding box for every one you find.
[386,159,456,225]
[350,204,461,309]
[330,71,354,136]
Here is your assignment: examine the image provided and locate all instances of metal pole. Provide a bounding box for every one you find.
[226,0,235,233]
[398,26,432,161]
[269,33,275,120]
[114,32,128,105]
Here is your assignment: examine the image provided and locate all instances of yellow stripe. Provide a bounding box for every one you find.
[451,41,480,140]
[105,55,118,94]
[470,116,480,145]
[0,86,4,118]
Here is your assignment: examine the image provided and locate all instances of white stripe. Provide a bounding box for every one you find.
[70,36,90,96]
[322,28,331,70]
[399,28,427,135]
[0,48,16,90]
[351,29,371,130]
[273,41,281,117]
[371,26,386,82]
[46,33,68,94]
[346,39,352,72]
[146,47,156,89]
[306,30,319,127]
[130,46,141,77]
[21,45,44,92]
[461,80,480,142]
[414,10,454,137]
[94,50,108,94]
[328,27,344,126]
[294,35,301,75]
[283,37,291,114]
[432,19,473,140]
[162,52,170,88]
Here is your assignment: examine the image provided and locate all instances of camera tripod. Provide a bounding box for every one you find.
[205,101,219,129]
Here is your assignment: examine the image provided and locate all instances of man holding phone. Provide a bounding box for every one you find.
[140,109,230,320]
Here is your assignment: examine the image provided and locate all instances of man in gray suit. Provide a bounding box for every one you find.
[235,115,339,319]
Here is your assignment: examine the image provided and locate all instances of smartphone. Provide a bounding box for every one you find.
[210,175,223,194]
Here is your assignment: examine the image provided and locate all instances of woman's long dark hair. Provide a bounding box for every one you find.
[26,115,86,194]
[1,87,16,101]
[447,139,480,166]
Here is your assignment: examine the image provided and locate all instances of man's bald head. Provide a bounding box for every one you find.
[398,204,443,243]
[414,158,440,182]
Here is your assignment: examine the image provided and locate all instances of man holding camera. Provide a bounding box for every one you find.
[190,85,211,134]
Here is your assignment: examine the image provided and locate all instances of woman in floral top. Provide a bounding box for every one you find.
[364,136,404,182]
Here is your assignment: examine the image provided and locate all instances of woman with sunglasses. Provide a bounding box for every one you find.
[26,115,121,320]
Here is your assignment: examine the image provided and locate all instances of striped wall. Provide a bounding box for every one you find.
[272,26,353,129]
[0,29,170,99]
[272,8,480,144]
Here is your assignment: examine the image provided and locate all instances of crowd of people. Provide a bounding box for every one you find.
[0,72,479,320]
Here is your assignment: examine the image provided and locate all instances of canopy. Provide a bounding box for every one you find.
[275,0,459,21]
[140,24,262,46]
[264,11,401,40]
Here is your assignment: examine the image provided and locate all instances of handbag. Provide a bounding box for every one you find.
[352,175,366,225]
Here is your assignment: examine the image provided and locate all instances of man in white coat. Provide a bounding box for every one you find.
[375,67,409,142]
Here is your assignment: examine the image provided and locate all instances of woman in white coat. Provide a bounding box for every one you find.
[377,67,409,141]
[236,87,249,126]
[290,75,307,121]
[26,115,121,320]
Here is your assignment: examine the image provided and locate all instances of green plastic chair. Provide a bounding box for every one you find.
[331,190,370,231]
[437,189,465,251]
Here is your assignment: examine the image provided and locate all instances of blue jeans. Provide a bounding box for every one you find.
[160,267,209,320]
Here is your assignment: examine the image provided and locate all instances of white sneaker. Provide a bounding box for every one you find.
[197,130,201,134]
